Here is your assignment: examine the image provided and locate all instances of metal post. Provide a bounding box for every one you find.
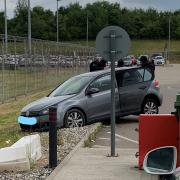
[168,15,171,61]
[57,0,60,43]
[24,39,28,95]
[110,30,116,157]
[2,38,5,103]
[28,0,32,58]
[4,0,7,102]
[14,38,17,100]
[49,106,57,168]
[86,13,89,47]
[4,0,7,55]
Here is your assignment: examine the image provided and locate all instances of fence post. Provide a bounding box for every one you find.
[14,37,17,100]
[24,39,28,95]
[1,38,5,103]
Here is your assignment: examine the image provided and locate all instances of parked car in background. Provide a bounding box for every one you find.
[107,61,117,67]
[151,52,163,60]
[122,55,137,66]
[153,56,165,65]
[18,66,163,130]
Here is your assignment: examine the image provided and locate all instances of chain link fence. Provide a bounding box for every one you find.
[0,35,95,103]
[169,51,180,63]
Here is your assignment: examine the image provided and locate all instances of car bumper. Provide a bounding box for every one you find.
[155,61,165,65]
[18,114,50,130]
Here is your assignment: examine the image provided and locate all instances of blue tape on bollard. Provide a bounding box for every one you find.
[18,116,37,125]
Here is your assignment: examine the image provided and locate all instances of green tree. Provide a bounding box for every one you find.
[4,0,180,40]
[0,12,5,34]
[32,6,56,40]
[10,0,28,36]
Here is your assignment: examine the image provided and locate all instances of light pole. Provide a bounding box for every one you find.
[4,0,7,54]
[28,0,31,57]
[57,0,61,43]
[86,12,89,47]
[168,15,171,61]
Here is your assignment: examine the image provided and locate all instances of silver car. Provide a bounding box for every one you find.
[18,66,163,130]
[153,56,165,65]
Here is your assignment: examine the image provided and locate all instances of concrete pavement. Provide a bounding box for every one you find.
[48,145,158,180]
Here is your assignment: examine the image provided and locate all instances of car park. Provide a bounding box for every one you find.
[18,66,163,130]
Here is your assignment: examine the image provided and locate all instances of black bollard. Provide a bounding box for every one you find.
[49,106,57,168]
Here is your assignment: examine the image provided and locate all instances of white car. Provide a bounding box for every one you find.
[153,56,165,65]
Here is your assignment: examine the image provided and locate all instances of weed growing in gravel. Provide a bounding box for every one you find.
[84,124,102,148]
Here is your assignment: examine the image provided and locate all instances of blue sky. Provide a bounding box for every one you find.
[0,0,180,18]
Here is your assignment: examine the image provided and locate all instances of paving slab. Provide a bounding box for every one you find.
[48,146,158,180]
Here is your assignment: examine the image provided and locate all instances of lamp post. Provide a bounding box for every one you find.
[28,0,31,57]
[57,0,61,43]
[86,12,89,47]
[4,0,7,54]
[168,15,171,61]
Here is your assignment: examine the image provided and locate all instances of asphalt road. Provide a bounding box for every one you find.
[93,64,180,149]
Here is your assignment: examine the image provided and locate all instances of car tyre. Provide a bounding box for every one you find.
[64,109,86,128]
[141,98,159,114]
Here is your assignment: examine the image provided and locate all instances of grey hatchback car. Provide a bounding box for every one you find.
[18,66,163,130]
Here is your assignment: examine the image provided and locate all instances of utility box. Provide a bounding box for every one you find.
[139,114,179,169]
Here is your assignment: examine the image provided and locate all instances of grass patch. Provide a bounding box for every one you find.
[0,89,51,148]
[0,67,87,102]
[77,39,180,61]
[0,127,30,148]
[84,123,102,148]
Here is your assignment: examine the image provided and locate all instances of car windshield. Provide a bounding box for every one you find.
[156,56,162,59]
[49,76,92,97]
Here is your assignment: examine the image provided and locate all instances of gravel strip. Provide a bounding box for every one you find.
[0,125,91,180]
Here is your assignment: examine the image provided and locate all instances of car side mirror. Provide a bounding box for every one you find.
[86,88,100,95]
[143,146,177,175]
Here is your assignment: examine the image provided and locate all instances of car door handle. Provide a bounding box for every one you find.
[139,86,147,90]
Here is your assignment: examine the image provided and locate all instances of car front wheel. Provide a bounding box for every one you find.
[64,109,85,128]
[142,98,159,114]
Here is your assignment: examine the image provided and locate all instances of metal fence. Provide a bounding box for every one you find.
[0,35,95,103]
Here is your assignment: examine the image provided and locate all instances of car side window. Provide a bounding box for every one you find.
[89,75,111,92]
[144,69,153,81]
[137,68,145,79]
[122,69,143,86]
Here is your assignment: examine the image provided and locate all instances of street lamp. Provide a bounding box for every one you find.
[4,0,7,54]
[86,12,89,47]
[57,0,61,43]
[28,0,31,57]
[168,15,171,61]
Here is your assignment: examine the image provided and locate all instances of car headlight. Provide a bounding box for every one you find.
[40,108,49,115]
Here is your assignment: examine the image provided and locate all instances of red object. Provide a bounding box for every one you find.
[139,114,180,169]
[131,57,137,65]
[154,80,160,88]
[49,107,57,123]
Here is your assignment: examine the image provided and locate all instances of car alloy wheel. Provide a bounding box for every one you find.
[65,109,85,128]
[142,99,159,114]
